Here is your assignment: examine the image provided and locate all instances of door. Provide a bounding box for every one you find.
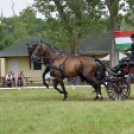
[8,59,19,77]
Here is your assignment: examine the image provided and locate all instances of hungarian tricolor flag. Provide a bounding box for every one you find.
[114,31,134,50]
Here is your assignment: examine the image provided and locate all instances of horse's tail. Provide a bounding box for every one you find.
[95,58,103,65]
[95,59,106,80]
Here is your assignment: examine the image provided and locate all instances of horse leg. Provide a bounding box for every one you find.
[56,76,68,101]
[95,82,103,100]
[42,67,50,88]
[99,83,104,100]
[90,83,99,100]
[85,75,102,100]
[92,82,103,100]
[80,74,102,99]
[93,82,102,100]
[52,78,64,94]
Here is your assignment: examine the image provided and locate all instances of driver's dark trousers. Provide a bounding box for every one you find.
[115,54,134,69]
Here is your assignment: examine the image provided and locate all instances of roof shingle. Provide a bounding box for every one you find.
[0,35,44,57]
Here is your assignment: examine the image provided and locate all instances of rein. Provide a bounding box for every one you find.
[36,58,72,78]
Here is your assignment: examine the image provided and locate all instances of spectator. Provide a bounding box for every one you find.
[4,72,14,87]
[15,71,25,87]
[9,70,15,82]
[9,70,14,77]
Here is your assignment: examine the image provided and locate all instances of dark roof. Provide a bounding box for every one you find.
[0,35,44,57]
[0,33,112,57]
[79,32,112,55]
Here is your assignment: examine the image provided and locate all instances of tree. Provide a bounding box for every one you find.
[100,15,112,33]
[33,0,106,55]
[105,0,134,67]
[1,16,28,47]
[0,7,48,51]
[120,12,134,31]
[20,7,48,36]
[19,7,37,35]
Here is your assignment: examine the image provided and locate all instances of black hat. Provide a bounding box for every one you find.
[130,34,134,38]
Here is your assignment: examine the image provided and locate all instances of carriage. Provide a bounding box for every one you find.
[27,31,134,101]
[105,56,133,101]
[104,31,134,101]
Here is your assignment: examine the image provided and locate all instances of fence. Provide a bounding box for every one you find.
[0,75,89,90]
[0,76,84,87]
[0,85,99,90]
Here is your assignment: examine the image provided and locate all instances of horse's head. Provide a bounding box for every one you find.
[26,42,39,60]
[31,44,45,62]
[27,45,38,57]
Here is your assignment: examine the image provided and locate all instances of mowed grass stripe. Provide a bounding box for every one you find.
[0,88,134,134]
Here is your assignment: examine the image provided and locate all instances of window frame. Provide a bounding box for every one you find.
[32,59,43,71]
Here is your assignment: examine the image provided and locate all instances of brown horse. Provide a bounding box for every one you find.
[31,44,106,100]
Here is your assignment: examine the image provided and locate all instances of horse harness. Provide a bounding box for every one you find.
[35,47,71,78]
[50,55,70,78]
[58,56,69,78]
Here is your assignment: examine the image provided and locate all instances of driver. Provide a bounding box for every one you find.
[111,33,134,73]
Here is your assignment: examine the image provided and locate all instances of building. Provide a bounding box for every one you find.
[0,35,45,77]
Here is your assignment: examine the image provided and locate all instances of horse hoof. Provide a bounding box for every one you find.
[44,83,49,89]
[94,96,99,100]
[60,91,64,94]
[63,95,68,101]
[63,98,66,101]
[101,96,104,100]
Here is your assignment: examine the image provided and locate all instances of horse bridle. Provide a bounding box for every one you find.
[32,44,44,57]
[32,44,63,65]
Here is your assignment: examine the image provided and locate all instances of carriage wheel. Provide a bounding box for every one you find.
[106,81,131,101]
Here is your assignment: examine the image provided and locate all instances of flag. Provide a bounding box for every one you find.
[114,31,134,50]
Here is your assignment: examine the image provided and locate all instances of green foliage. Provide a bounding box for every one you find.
[121,11,134,31]
[105,0,134,30]
[100,15,112,33]
[33,0,106,53]
[1,0,134,53]
[0,7,47,51]
[41,20,68,50]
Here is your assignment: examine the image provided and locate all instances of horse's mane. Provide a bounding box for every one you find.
[30,41,60,52]
[44,42,71,56]
[44,42,60,52]
[30,41,70,56]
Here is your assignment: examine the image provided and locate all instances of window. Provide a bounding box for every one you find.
[33,59,42,71]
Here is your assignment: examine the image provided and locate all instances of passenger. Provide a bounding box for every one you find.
[111,34,134,73]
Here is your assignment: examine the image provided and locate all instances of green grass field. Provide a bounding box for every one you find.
[0,87,134,134]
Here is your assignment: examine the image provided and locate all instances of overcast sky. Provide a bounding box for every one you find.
[0,0,45,19]
[0,0,127,20]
